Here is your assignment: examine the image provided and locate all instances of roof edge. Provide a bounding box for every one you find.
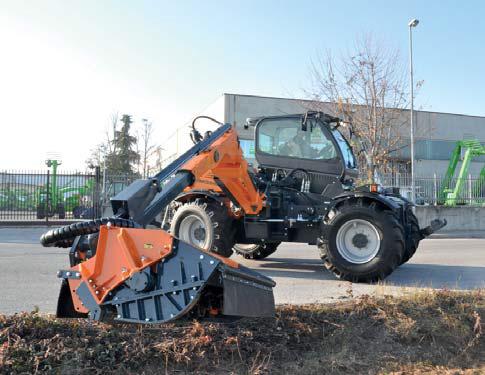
[221,93,485,120]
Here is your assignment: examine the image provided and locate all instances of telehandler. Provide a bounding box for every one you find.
[41,111,446,324]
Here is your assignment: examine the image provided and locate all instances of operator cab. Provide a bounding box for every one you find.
[253,112,358,194]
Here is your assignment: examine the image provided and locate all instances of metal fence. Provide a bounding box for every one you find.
[1,168,484,224]
[380,173,485,206]
[0,170,137,224]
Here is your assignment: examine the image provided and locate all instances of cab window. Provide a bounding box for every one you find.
[258,118,337,160]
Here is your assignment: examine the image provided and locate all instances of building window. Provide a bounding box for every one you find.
[392,139,485,161]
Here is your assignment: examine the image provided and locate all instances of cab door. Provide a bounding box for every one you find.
[255,115,344,177]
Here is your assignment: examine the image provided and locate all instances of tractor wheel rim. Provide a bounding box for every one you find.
[236,244,260,252]
[335,219,380,264]
[178,215,208,249]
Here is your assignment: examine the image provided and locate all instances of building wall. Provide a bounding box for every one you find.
[416,159,485,177]
[416,110,485,141]
[210,93,485,177]
[224,94,309,139]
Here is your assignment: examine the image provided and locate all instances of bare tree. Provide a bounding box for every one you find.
[85,143,107,170]
[138,119,158,178]
[86,113,163,177]
[305,35,423,182]
[152,145,165,173]
[105,112,119,156]
[86,113,119,167]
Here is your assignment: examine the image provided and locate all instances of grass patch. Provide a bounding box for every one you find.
[0,289,484,374]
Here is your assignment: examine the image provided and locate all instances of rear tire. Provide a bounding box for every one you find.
[72,206,83,219]
[234,242,280,260]
[57,204,66,219]
[319,200,405,283]
[170,199,235,257]
[36,204,45,219]
[401,207,421,265]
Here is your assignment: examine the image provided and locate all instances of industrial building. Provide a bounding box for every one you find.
[194,93,485,178]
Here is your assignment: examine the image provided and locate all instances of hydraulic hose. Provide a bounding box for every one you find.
[190,115,223,144]
[40,217,140,248]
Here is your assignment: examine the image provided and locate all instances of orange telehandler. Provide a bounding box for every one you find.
[41,112,446,324]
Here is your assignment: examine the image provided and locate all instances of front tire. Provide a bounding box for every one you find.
[170,199,235,257]
[234,242,280,260]
[319,200,405,283]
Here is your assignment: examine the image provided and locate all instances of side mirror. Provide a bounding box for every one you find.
[335,120,354,140]
[244,117,259,130]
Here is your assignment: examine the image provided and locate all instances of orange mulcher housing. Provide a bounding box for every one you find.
[68,225,241,315]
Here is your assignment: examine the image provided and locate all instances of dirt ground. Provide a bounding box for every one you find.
[0,290,484,374]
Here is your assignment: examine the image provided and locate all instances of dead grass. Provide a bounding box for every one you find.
[0,289,484,374]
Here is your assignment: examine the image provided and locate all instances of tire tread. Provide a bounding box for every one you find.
[319,200,405,283]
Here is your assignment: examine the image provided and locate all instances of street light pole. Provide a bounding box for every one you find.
[408,18,419,204]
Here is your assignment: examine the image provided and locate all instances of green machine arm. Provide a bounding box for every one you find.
[471,165,485,203]
[440,142,462,203]
[441,140,485,205]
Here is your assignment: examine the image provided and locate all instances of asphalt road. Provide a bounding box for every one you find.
[0,227,484,315]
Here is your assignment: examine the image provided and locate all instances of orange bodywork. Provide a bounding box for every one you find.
[181,126,265,215]
[68,225,240,314]
[68,226,173,313]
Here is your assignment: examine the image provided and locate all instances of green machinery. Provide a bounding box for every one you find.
[59,179,94,218]
[0,187,35,211]
[37,159,64,219]
[36,159,94,219]
[440,139,485,206]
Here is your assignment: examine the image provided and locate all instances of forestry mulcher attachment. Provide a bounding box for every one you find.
[41,112,446,324]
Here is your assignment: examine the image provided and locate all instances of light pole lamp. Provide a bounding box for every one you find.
[408,18,419,203]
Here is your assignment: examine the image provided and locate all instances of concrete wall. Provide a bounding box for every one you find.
[416,206,485,232]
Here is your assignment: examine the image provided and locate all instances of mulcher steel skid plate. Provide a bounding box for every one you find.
[56,226,276,324]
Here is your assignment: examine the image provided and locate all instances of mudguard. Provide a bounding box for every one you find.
[330,190,447,239]
[332,190,404,211]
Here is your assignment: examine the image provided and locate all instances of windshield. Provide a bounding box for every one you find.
[258,117,337,160]
[331,129,357,169]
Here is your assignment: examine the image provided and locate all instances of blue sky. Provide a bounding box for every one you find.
[1,1,484,168]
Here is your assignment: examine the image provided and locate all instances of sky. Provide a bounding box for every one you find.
[1,0,484,170]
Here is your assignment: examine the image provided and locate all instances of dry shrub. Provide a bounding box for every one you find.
[0,290,483,374]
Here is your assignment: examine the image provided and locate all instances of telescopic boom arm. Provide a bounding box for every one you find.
[110,122,264,226]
